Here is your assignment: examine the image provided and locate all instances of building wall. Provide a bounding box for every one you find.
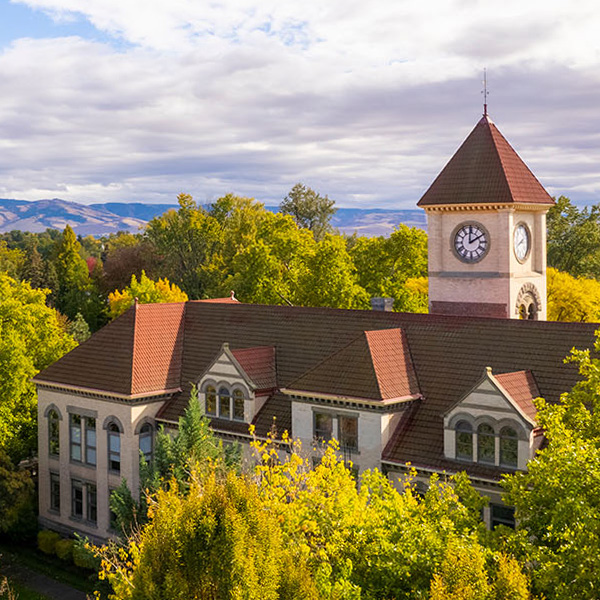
[38,387,164,541]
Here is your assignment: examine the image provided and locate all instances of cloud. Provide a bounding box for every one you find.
[0,0,600,208]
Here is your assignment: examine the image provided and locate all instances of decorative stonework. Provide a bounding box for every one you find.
[515,283,541,320]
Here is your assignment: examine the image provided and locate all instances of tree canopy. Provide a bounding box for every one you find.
[280,183,337,241]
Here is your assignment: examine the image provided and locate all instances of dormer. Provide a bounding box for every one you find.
[197,343,277,423]
[443,367,540,471]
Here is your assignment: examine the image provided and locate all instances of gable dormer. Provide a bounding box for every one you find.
[197,343,276,423]
[443,367,540,470]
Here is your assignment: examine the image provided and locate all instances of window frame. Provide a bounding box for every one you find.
[107,422,121,474]
[86,483,97,524]
[205,385,217,416]
[48,410,60,457]
[499,426,519,468]
[50,472,60,513]
[477,423,496,464]
[455,420,473,461]
[139,423,153,463]
[71,479,83,519]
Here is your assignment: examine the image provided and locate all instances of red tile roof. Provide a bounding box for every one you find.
[231,346,277,391]
[417,116,554,207]
[495,369,540,423]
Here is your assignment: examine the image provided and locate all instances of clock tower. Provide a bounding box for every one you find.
[417,114,554,320]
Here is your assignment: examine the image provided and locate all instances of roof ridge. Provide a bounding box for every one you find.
[129,302,138,395]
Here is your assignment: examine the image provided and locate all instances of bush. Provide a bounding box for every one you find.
[55,538,74,561]
[37,530,60,555]
[73,537,100,571]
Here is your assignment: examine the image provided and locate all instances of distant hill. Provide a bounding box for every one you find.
[0,198,426,237]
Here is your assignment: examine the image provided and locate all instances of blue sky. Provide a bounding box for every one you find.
[1,0,600,208]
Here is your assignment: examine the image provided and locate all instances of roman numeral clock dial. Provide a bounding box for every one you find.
[454,223,489,263]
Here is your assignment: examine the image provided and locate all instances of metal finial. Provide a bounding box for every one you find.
[482,68,489,117]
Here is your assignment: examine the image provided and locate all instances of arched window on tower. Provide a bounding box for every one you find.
[455,421,473,461]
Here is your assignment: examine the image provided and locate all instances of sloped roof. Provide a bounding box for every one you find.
[495,369,540,423]
[288,328,420,401]
[34,302,185,397]
[417,115,554,207]
[231,346,277,391]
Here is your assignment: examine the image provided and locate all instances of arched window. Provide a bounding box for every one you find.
[206,386,217,416]
[107,422,121,473]
[233,389,245,421]
[139,423,153,463]
[219,387,231,419]
[455,421,473,461]
[477,423,496,464]
[500,426,518,467]
[48,409,60,456]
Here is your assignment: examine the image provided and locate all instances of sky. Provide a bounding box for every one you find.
[1,0,600,209]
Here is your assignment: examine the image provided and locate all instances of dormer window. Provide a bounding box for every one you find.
[206,386,217,416]
[233,389,244,421]
[455,421,473,461]
[500,427,518,467]
[203,384,247,422]
[477,423,496,464]
[219,387,231,419]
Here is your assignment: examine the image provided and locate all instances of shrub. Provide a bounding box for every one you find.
[37,530,60,555]
[55,538,74,561]
[73,537,100,571]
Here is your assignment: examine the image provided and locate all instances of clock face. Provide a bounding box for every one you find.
[454,223,489,263]
[514,224,530,262]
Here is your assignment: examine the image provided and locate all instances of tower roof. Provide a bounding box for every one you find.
[417,115,554,207]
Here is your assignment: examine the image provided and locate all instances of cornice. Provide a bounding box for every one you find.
[423,203,551,213]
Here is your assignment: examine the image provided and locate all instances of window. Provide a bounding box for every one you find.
[455,421,473,461]
[86,484,97,523]
[50,472,60,513]
[71,479,83,519]
[477,423,496,464]
[500,427,518,467]
[108,423,121,473]
[314,413,333,441]
[491,503,515,529]
[219,387,231,419]
[139,423,153,463]
[206,386,217,416]
[233,389,245,421]
[85,417,96,466]
[48,410,60,456]
[70,414,82,462]
[339,416,358,452]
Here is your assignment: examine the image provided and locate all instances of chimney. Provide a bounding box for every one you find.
[370,297,394,312]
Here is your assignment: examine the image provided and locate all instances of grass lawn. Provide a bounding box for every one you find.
[5,580,50,600]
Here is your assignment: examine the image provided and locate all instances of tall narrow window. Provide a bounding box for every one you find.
[50,472,60,513]
[71,479,83,518]
[70,414,82,462]
[86,484,97,523]
[477,423,496,464]
[219,387,231,419]
[85,417,96,466]
[48,410,60,456]
[500,427,518,467]
[139,423,153,463]
[455,421,473,461]
[339,416,358,452]
[233,389,245,421]
[206,386,217,416]
[314,413,333,441]
[108,423,121,473]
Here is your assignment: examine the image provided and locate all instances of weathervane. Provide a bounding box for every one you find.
[482,68,489,117]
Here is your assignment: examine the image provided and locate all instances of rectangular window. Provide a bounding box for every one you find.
[50,472,60,513]
[85,417,96,466]
[71,479,83,519]
[219,389,231,419]
[70,414,82,462]
[233,391,245,421]
[491,503,515,529]
[108,430,121,473]
[314,413,333,441]
[86,484,97,524]
[339,416,358,452]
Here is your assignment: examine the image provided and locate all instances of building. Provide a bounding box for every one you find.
[34,113,596,541]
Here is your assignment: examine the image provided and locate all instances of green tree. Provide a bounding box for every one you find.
[280,183,337,241]
[108,271,188,319]
[0,273,76,460]
[503,331,600,599]
[547,196,600,278]
[0,449,36,539]
[0,241,25,278]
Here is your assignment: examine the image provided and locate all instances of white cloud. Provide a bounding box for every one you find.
[1,0,600,208]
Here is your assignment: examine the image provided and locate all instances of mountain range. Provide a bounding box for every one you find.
[0,198,426,237]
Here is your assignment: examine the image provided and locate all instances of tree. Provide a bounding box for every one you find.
[108,271,188,319]
[546,267,600,322]
[0,273,76,461]
[503,331,600,599]
[280,183,337,241]
[0,241,25,278]
[0,449,36,539]
[547,196,600,278]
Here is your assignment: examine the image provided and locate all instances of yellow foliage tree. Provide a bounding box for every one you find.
[546,267,600,322]
[108,271,188,319]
